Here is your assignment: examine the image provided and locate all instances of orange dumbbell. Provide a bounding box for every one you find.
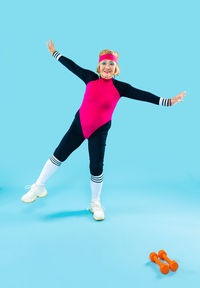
[149,252,169,274]
[158,250,179,272]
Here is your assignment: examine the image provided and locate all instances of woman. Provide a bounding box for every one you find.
[21,40,186,221]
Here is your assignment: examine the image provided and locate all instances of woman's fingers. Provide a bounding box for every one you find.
[171,91,186,105]
[47,40,53,47]
[172,91,186,104]
[173,100,183,105]
[46,40,55,53]
[179,91,186,98]
[47,43,50,51]
[50,39,54,47]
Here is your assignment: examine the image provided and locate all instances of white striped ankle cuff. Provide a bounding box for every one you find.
[50,155,62,166]
[91,173,103,183]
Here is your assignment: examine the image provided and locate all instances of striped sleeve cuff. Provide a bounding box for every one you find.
[52,50,62,61]
[159,97,171,106]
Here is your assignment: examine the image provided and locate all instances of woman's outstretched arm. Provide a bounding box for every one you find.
[47,40,98,84]
[114,79,186,106]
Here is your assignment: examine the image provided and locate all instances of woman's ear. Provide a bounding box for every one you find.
[114,67,118,75]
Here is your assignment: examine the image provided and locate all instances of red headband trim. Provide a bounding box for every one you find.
[99,54,118,63]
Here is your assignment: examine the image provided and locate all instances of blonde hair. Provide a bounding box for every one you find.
[97,49,120,76]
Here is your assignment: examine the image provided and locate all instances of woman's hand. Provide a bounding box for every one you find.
[47,39,55,54]
[171,91,186,105]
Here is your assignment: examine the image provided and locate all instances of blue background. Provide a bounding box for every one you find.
[1,0,199,287]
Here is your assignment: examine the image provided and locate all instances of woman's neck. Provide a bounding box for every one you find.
[100,76,113,81]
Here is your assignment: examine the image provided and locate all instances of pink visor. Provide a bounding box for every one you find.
[99,54,118,63]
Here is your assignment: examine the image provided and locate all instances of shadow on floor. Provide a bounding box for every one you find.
[40,209,91,221]
[145,261,176,278]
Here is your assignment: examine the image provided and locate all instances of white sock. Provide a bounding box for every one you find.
[35,155,62,186]
[90,173,103,202]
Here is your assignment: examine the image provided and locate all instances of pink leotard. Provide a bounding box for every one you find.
[79,77,120,138]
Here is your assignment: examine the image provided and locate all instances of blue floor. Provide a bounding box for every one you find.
[0,182,199,288]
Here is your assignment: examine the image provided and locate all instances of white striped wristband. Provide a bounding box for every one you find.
[52,50,62,61]
[159,97,171,106]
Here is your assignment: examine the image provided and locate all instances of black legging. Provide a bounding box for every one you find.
[53,110,111,176]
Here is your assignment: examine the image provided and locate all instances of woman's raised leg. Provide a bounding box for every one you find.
[22,111,85,203]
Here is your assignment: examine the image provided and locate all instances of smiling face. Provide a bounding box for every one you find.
[99,59,116,80]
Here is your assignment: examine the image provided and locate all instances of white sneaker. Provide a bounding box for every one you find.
[21,183,48,203]
[89,201,105,221]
